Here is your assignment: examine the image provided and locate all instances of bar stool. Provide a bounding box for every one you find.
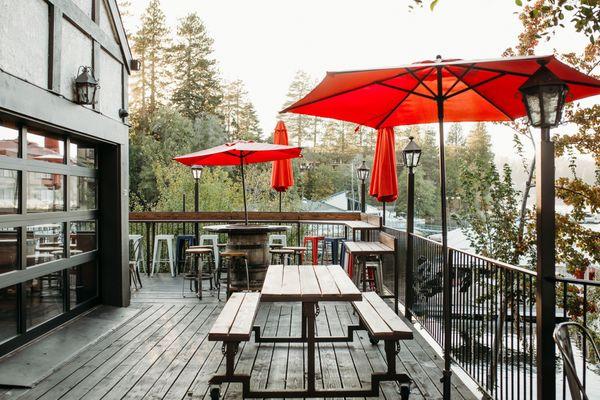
[151,234,175,277]
[320,237,344,265]
[281,246,307,265]
[129,234,145,273]
[303,236,325,265]
[270,248,294,265]
[268,234,287,248]
[217,250,249,300]
[354,257,384,294]
[199,235,220,270]
[183,247,214,299]
[175,235,196,274]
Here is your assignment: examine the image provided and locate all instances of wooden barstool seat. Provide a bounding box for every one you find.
[269,248,294,265]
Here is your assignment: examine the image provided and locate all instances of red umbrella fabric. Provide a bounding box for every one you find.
[369,127,398,203]
[174,140,302,224]
[270,121,295,212]
[282,55,600,128]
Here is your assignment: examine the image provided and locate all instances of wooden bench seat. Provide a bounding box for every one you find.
[353,292,413,341]
[208,292,260,342]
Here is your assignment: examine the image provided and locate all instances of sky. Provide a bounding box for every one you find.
[123,0,592,163]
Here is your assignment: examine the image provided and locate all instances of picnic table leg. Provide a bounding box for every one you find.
[362,256,367,292]
[304,301,317,393]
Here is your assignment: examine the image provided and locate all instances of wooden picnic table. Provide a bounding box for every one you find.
[302,219,380,240]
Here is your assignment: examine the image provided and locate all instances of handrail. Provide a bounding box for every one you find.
[129,211,363,222]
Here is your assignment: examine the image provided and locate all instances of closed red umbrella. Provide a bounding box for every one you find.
[369,127,398,219]
[174,140,302,224]
[270,121,294,211]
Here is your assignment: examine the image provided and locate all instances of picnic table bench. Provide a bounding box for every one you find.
[208,264,412,399]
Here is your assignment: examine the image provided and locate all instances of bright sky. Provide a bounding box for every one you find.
[125,0,591,161]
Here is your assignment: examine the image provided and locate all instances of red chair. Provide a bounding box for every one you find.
[303,236,324,265]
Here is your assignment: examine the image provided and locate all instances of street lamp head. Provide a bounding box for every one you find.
[356,160,370,182]
[74,66,99,105]
[402,136,422,168]
[519,61,568,129]
[191,165,204,180]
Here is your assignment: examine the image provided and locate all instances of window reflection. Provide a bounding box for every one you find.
[70,220,96,254]
[0,285,17,343]
[27,130,64,163]
[69,141,96,168]
[0,228,18,275]
[69,176,96,210]
[27,223,64,267]
[27,172,64,212]
[0,122,19,158]
[0,169,19,214]
[25,273,64,329]
[69,262,97,309]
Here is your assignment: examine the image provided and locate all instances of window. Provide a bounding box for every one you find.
[69,141,96,168]
[26,223,64,267]
[27,130,64,164]
[70,220,96,254]
[0,122,19,158]
[70,176,97,210]
[27,172,64,212]
[69,262,97,308]
[0,228,18,275]
[0,169,19,214]
[0,285,17,343]
[25,273,64,329]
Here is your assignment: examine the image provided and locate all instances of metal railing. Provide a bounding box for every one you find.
[381,225,600,400]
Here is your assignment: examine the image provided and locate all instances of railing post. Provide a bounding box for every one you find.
[536,128,556,400]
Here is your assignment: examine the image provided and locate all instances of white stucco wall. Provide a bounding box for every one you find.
[100,0,119,43]
[72,0,92,18]
[98,49,122,119]
[0,0,49,88]
[60,19,93,102]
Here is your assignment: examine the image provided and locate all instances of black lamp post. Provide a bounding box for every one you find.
[356,160,370,212]
[519,60,567,400]
[191,166,204,242]
[74,66,99,105]
[402,136,421,321]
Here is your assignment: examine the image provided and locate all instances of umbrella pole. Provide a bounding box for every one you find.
[382,202,386,225]
[279,191,282,213]
[436,65,452,400]
[240,157,248,225]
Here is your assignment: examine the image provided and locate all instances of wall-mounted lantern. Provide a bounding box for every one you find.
[74,66,99,105]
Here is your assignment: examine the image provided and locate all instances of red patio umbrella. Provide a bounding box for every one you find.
[282,54,600,398]
[270,121,295,211]
[174,140,302,224]
[369,127,398,220]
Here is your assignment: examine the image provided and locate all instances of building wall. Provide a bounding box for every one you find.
[0,0,49,89]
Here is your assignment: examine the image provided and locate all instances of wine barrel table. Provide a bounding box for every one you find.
[204,224,288,291]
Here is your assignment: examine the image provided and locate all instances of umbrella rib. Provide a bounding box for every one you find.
[375,82,436,100]
[375,69,436,128]
[280,67,430,113]
[445,72,506,99]
[443,64,475,97]
[445,67,515,120]
[406,67,437,98]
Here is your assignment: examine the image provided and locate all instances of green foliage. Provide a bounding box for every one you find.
[218,80,263,141]
[170,13,222,119]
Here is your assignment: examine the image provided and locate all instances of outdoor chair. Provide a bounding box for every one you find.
[129,237,143,290]
[175,234,195,273]
[129,234,145,274]
[554,321,600,400]
[151,234,175,277]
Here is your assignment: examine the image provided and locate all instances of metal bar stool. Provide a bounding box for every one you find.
[217,250,249,300]
[320,237,344,265]
[175,235,196,274]
[303,236,325,265]
[184,247,214,299]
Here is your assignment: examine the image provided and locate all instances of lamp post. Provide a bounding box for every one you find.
[356,161,370,212]
[191,166,204,242]
[402,136,422,321]
[519,60,567,400]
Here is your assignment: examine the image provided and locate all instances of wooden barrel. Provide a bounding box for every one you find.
[226,231,269,291]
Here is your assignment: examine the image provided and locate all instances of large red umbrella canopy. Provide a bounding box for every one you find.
[370,127,398,203]
[270,121,294,192]
[282,55,600,128]
[174,140,302,224]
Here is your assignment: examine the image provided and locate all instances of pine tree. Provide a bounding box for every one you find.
[219,80,262,141]
[280,71,316,147]
[170,13,222,120]
[131,0,170,115]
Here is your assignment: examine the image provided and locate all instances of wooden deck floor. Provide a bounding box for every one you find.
[0,274,477,400]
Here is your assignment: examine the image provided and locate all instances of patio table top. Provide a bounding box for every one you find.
[301,220,380,230]
[344,241,394,255]
[261,264,361,302]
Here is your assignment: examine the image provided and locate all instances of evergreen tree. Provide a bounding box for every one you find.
[131,0,170,115]
[280,71,316,147]
[170,13,222,119]
[219,80,262,141]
